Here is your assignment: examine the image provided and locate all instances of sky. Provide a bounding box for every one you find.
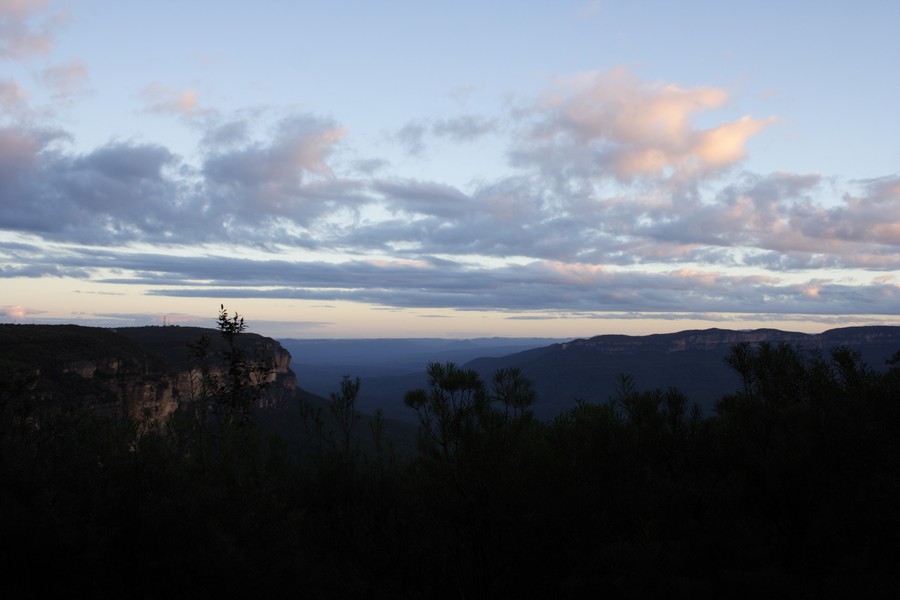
[1,0,899,340]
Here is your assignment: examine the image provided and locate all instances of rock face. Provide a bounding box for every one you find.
[65,345,295,421]
[0,324,297,422]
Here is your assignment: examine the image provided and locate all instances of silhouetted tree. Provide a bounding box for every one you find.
[330,374,361,459]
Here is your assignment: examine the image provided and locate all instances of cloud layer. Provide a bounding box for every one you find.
[1,3,898,327]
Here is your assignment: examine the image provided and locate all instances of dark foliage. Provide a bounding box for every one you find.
[1,322,899,598]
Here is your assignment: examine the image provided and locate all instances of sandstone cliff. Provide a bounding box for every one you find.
[0,324,297,422]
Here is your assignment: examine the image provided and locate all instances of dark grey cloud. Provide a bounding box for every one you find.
[0,261,90,278]
[0,115,360,246]
[373,178,474,219]
[6,140,185,243]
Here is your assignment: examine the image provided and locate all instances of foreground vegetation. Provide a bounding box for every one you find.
[1,314,899,598]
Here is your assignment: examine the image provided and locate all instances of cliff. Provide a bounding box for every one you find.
[0,324,297,421]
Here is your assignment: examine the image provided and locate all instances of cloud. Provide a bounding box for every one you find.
[0,134,184,242]
[203,114,346,181]
[125,254,899,317]
[0,304,43,318]
[512,68,775,180]
[201,114,351,229]
[0,112,357,245]
[351,157,389,175]
[373,178,474,219]
[0,58,896,325]
[2,102,898,275]
[7,240,895,319]
[0,79,28,114]
[694,115,773,167]
[432,114,497,142]
[0,0,61,60]
[0,123,64,179]
[396,120,427,155]
[200,118,250,148]
[395,114,497,156]
[141,83,213,120]
[39,59,89,98]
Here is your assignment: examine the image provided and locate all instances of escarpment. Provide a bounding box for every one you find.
[0,324,297,421]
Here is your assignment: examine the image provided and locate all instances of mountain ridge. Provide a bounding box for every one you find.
[4,323,898,424]
[464,325,900,418]
[284,325,900,422]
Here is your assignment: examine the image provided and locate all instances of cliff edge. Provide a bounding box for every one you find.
[0,324,297,421]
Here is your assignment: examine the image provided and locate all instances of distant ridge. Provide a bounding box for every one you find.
[282,336,570,420]
[282,326,900,423]
[465,326,900,418]
[5,324,895,424]
[553,325,900,355]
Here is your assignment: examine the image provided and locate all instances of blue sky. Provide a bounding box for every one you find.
[1,0,898,339]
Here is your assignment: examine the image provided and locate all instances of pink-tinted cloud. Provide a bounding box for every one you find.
[694,115,775,168]
[517,68,774,179]
[0,0,60,59]
[39,59,89,96]
[141,83,212,119]
[0,79,27,113]
[1,304,43,319]
[0,124,45,170]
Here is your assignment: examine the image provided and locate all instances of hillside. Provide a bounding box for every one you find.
[283,336,568,421]
[466,326,900,417]
[4,322,898,431]
[285,326,900,421]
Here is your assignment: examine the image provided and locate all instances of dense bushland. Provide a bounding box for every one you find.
[1,317,899,599]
